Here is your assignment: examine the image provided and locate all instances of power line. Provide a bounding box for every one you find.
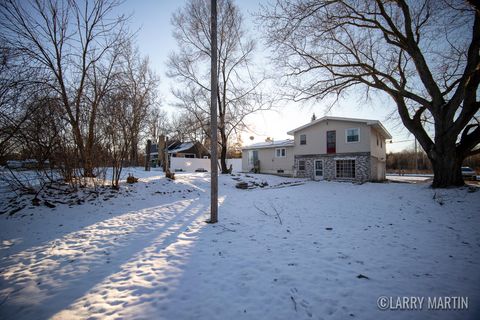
[389,139,415,144]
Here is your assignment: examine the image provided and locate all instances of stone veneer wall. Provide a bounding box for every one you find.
[294,152,371,182]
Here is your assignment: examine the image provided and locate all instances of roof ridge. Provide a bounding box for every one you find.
[286,116,391,139]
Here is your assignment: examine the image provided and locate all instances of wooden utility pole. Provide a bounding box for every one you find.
[145,139,151,171]
[209,0,218,223]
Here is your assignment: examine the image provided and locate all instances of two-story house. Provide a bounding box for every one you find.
[241,116,392,182]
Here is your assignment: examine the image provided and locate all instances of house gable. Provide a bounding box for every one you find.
[287,116,392,139]
[169,141,210,158]
[291,119,372,155]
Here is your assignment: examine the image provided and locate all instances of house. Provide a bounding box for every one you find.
[167,141,210,159]
[147,138,210,168]
[242,139,295,175]
[147,143,160,167]
[242,116,392,182]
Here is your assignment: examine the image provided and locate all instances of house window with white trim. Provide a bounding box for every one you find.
[275,148,286,158]
[298,160,305,171]
[346,128,360,143]
[300,134,307,145]
[336,159,355,178]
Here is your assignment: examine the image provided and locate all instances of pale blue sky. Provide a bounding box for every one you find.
[118,0,414,152]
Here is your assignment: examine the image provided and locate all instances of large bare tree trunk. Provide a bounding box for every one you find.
[429,131,464,187]
[431,154,464,188]
[220,130,228,173]
[129,133,139,166]
[218,95,228,174]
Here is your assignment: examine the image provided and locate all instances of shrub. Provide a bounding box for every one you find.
[126,174,138,184]
[166,170,175,180]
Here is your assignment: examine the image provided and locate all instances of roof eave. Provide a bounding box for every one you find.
[242,143,295,150]
[286,116,392,140]
[368,121,392,140]
[287,116,375,135]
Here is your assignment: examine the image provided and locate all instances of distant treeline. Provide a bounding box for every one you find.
[387,151,480,172]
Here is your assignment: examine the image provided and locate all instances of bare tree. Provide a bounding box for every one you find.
[168,0,271,173]
[117,43,160,166]
[259,0,480,187]
[100,92,131,188]
[168,111,209,145]
[147,107,169,143]
[0,0,130,177]
[17,96,62,166]
[0,42,43,161]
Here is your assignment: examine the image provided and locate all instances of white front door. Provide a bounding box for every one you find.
[314,160,324,180]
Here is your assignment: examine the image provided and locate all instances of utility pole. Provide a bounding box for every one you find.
[209,0,218,223]
[145,139,151,171]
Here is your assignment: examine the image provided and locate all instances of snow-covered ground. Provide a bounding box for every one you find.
[386,174,433,183]
[1,169,479,320]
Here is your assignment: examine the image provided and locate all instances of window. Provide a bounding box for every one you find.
[376,135,379,146]
[185,154,195,158]
[300,134,307,145]
[327,130,336,154]
[346,128,360,143]
[336,159,355,178]
[275,148,286,158]
[298,160,306,171]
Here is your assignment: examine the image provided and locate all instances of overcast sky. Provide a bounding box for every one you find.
[117,0,415,153]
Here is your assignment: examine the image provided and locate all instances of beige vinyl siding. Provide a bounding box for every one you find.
[242,146,294,175]
[369,127,387,181]
[369,127,387,160]
[241,151,250,172]
[370,156,386,181]
[294,120,371,155]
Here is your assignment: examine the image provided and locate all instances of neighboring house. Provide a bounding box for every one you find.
[147,139,210,168]
[148,143,160,167]
[242,116,392,182]
[168,141,210,159]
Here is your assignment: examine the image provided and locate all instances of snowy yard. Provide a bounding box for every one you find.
[1,169,479,320]
[386,174,433,184]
